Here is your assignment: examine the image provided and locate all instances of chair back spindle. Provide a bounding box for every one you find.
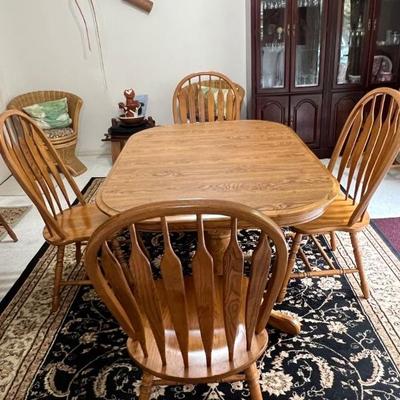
[85,200,287,370]
[191,214,215,366]
[223,217,244,361]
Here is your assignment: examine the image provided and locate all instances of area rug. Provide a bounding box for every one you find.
[372,217,400,254]
[0,206,32,240]
[1,178,400,399]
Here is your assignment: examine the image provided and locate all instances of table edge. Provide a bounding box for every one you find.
[96,120,340,226]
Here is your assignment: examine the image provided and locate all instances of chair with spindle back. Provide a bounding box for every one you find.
[172,71,244,124]
[0,110,108,311]
[85,199,288,399]
[278,87,400,302]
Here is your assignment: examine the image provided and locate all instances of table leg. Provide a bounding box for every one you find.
[205,229,231,275]
[268,310,301,335]
[111,141,121,164]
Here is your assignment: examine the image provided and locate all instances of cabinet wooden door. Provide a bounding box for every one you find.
[256,96,289,124]
[289,94,322,148]
[329,91,364,146]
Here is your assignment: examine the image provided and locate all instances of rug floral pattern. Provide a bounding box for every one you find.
[1,178,400,399]
[0,206,31,240]
[26,230,400,400]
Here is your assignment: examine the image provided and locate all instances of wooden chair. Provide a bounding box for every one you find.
[0,213,18,242]
[278,87,400,302]
[172,71,244,124]
[7,90,87,176]
[85,199,288,399]
[0,110,109,311]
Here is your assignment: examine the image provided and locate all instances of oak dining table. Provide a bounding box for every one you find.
[96,120,340,335]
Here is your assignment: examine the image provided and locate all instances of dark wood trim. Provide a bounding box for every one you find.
[256,95,289,125]
[365,0,379,86]
[250,0,258,118]
[290,94,322,149]
[328,91,364,148]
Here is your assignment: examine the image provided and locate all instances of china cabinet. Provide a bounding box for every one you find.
[251,0,400,157]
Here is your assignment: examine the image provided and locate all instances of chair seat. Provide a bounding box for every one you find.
[43,204,109,244]
[294,194,370,234]
[45,127,74,139]
[127,276,268,383]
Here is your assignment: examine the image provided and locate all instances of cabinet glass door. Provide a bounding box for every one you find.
[336,0,370,85]
[370,0,400,84]
[293,0,324,88]
[260,0,288,89]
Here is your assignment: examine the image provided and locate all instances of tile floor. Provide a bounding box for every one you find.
[0,155,399,301]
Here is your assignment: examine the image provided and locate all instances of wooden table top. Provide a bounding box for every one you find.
[96,120,339,226]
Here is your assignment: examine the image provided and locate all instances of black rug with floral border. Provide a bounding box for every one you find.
[1,178,400,400]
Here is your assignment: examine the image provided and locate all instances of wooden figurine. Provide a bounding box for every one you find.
[119,89,141,118]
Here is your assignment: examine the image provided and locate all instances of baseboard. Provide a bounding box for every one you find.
[76,150,111,157]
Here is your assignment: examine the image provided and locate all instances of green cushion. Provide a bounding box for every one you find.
[200,86,229,103]
[200,86,230,117]
[23,98,72,130]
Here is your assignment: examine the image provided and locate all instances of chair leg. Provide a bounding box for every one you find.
[0,214,18,242]
[75,242,82,264]
[350,232,370,299]
[52,245,65,312]
[245,363,262,400]
[330,231,337,251]
[278,232,303,303]
[139,372,154,400]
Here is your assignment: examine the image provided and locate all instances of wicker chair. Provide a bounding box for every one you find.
[7,91,87,176]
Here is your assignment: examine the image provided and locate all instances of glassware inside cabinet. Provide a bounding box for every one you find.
[337,0,369,85]
[294,0,324,88]
[260,0,287,89]
[371,0,400,84]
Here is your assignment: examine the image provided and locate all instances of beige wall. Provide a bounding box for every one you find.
[0,0,248,155]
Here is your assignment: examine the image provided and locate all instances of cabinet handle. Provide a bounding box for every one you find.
[367,19,371,31]
[373,19,377,31]
[290,117,294,128]
[292,24,296,37]
[287,24,291,37]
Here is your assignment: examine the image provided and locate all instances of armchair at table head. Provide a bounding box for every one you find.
[85,199,288,399]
